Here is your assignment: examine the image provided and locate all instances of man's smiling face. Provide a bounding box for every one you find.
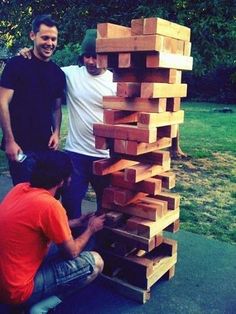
[30,24,58,61]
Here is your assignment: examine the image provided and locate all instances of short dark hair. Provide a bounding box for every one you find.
[30,151,72,189]
[31,14,58,33]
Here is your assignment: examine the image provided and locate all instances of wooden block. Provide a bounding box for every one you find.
[117,82,141,97]
[146,253,177,289]
[166,98,181,112]
[97,54,109,68]
[111,171,162,195]
[146,52,193,70]
[101,237,177,289]
[97,53,119,68]
[96,35,164,53]
[153,192,180,210]
[95,136,111,150]
[97,23,131,38]
[113,150,170,165]
[113,188,147,206]
[126,208,180,238]
[103,198,166,221]
[164,219,180,232]
[93,158,139,175]
[93,123,157,143]
[103,96,167,113]
[155,171,176,189]
[163,265,176,280]
[100,274,151,304]
[184,41,192,56]
[114,137,172,155]
[103,109,138,124]
[140,83,187,98]
[138,110,184,128]
[157,125,179,138]
[131,18,145,35]
[105,211,125,227]
[141,17,191,41]
[118,52,146,68]
[102,226,158,252]
[124,160,171,183]
[113,68,181,84]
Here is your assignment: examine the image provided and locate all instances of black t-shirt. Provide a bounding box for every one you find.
[0,54,66,151]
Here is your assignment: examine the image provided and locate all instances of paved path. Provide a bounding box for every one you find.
[0,175,235,313]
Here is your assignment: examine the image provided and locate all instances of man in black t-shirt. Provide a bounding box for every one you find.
[0,14,66,185]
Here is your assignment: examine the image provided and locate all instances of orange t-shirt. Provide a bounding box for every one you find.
[0,183,72,304]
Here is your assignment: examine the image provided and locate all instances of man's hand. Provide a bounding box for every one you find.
[69,213,94,229]
[48,132,60,150]
[87,214,105,234]
[18,47,32,59]
[5,140,22,161]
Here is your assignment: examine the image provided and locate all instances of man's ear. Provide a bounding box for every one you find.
[29,31,36,41]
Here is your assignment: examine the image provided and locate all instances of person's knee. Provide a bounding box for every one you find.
[91,251,104,274]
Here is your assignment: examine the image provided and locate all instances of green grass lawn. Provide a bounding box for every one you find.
[0,102,235,244]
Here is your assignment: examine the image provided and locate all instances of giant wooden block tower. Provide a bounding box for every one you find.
[93,17,192,302]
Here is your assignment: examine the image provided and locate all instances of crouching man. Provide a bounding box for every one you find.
[0,150,105,313]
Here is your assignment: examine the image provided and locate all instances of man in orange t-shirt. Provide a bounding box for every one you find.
[0,150,105,312]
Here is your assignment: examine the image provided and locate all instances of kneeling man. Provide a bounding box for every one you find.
[0,150,105,312]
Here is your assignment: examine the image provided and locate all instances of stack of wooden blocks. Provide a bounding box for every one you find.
[93,17,192,303]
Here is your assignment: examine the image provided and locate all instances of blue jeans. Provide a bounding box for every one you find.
[22,246,95,309]
[61,151,110,219]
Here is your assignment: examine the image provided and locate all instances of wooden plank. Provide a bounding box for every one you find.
[124,161,171,183]
[100,238,177,289]
[113,68,181,84]
[117,82,141,97]
[93,123,157,143]
[153,192,180,210]
[103,96,167,113]
[114,137,172,155]
[157,125,179,138]
[146,253,177,289]
[137,110,184,128]
[184,41,192,56]
[97,53,118,68]
[155,171,176,189]
[166,98,181,112]
[131,18,145,35]
[111,171,162,195]
[96,35,164,53]
[137,17,191,41]
[103,109,138,124]
[97,23,131,38]
[146,52,193,70]
[95,136,112,150]
[113,188,147,206]
[164,219,180,233]
[102,226,158,252]
[103,197,167,221]
[93,158,139,175]
[105,211,125,227]
[126,208,180,238]
[100,274,151,304]
[140,83,187,98]
[113,150,170,165]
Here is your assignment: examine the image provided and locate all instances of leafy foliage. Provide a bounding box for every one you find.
[0,0,235,101]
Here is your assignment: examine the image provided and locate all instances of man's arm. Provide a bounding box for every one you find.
[0,86,22,160]
[58,214,105,259]
[48,97,62,150]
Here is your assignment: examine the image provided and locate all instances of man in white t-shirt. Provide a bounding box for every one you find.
[61,29,117,219]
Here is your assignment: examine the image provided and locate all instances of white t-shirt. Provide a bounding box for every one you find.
[62,65,116,157]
